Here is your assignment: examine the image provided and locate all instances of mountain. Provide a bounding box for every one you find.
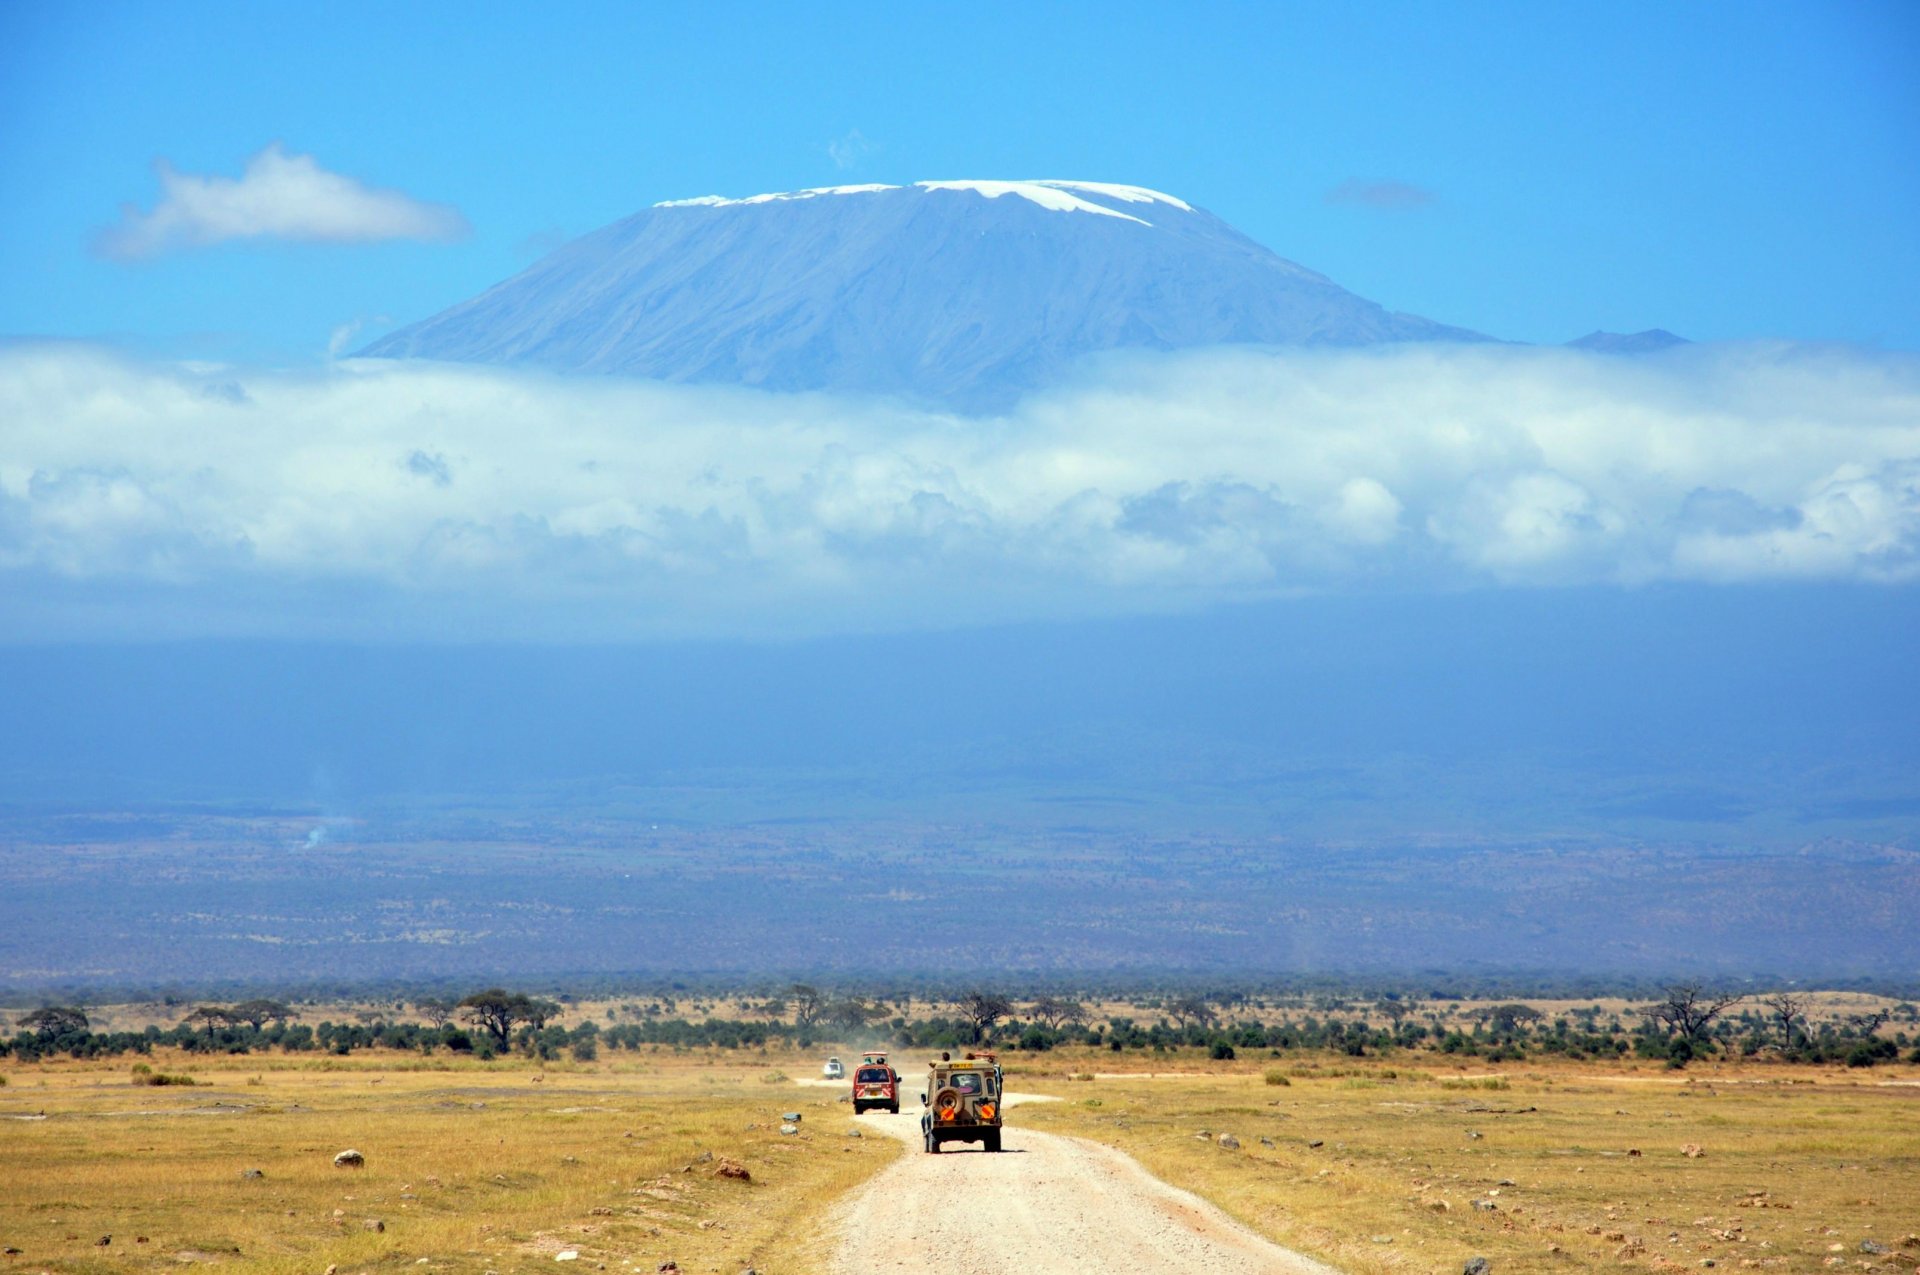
[1567,328,1690,353]
[360,180,1489,411]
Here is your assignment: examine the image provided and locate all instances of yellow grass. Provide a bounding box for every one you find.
[7,1041,1919,1275]
[1012,1049,1920,1273]
[0,1049,895,1275]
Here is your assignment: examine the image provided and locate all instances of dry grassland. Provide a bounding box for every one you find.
[1011,1050,1920,1274]
[0,1051,895,1275]
[6,1047,1918,1275]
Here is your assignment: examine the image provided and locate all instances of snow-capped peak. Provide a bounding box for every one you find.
[651,179,1188,226]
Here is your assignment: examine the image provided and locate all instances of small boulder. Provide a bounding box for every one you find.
[362,1220,384,1233]
[332,1150,365,1169]
[1681,1143,1706,1158]
[713,1159,751,1182]
[780,1112,802,1123]
[1464,1258,1491,1275]
[779,1123,799,1136]
[241,1169,264,1180]
[1861,1241,1890,1255]
[1218,1133,1240,1150]
[554,1252,579,1263]
[95,1236,111,1247]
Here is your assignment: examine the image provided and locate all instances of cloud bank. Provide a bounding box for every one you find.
[95,144,470,260]
[1,341,1915,639]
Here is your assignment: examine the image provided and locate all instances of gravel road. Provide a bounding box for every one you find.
[824,1101,1343,1274]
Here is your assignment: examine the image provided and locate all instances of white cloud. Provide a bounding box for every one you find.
[95,144,469,260]
[827,129,877,170]
[0,341,1915,639]
[327,315,390,359]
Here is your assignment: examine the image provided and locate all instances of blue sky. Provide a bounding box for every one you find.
[3,0,1917,362]
[1,0,1917,925]
[1,1,1917,650]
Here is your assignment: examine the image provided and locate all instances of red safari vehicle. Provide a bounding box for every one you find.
[851,1050,900,1114]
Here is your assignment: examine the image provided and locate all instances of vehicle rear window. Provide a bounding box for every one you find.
[856,1067,890,1082]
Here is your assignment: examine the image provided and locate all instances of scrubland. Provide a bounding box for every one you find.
[3,1045,1916,1275]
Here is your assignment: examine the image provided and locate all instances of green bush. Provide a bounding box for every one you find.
[1262,1069,1291,1086]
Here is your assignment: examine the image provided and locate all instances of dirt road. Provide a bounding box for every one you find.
[824,1099,1342,1274]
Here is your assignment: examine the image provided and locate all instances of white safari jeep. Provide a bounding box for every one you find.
[919,1051,1004,1153]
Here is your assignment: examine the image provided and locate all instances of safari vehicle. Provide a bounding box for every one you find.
[851,1050,899,1114]
[822,1056,844,1080]
[919,1051,1003,1152]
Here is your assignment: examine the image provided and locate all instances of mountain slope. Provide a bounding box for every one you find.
[361,180,1489,411]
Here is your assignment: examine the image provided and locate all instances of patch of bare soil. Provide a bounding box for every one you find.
[825,1103,1343,1274]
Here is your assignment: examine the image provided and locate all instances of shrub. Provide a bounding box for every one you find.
[1262,1069,1291,1086]
[1210,1042,1236,1061]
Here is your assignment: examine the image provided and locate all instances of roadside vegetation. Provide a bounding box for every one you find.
[4,983,1917,1274]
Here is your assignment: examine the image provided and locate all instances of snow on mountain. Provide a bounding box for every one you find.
[361,179,1490,411]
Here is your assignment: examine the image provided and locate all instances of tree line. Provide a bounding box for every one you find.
[7,983,1913,1069]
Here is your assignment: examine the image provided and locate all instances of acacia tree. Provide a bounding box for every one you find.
[415,998,455,1028]
[1374,997,1423,1031]
[184,1006,238,1040]
[521,998,564,1032]
[825,998,879,1031]
[17,1007,89,1039]
[1761,992,1806,1049]
[459,989,538,1050]
[957,992,1013,1043]
[1476,1003,1545,1036]
[231,999,296,1030]
[1845,1009,1890,1038]
[788,984,825,1031]
[1165,995,1216,1033]
[1649,984,1744,1045]
[1030,996,1088,1031]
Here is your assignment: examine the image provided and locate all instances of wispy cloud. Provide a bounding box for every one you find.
[326,315,389,360]
[1325,178,1436,210]
[95,143,470,260]
[827,129,877,171]
[0,341,1915,639]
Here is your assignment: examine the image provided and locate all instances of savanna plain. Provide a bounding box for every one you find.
[4,997,1918,1275]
